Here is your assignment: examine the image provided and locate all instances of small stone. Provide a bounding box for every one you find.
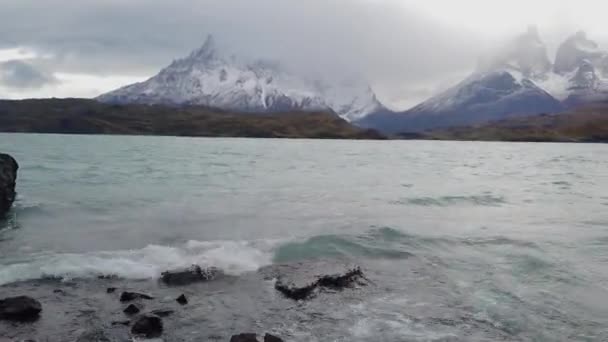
[230,333,259,342]
[131,315,163,338]
[0,296,42,322]
[176,294,188,305]
[106,287,116,293]
[120,291,153,302]
[123,304,140,315]
[264,333,284,342]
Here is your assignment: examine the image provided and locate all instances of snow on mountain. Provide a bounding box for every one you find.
[357,69,563,133]
[358,28,608,134]
[98,36,384,121]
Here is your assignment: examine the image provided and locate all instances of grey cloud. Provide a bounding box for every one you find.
[2,0,601,108]
[0,1,484,83]
[0,60,58,89]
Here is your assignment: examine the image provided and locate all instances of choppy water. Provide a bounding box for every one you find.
[1,133,608,341]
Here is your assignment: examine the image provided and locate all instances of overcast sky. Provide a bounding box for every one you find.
[1,0,607,110]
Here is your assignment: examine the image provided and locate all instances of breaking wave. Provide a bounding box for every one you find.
[0,239,277,285]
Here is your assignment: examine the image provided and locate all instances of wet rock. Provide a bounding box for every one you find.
[317,266,364,289]
[264,333,284,342]
[119,291,153,302]
[111,320,131,326]
[151,309,174,317]
[0,296,42,322]
[261,261,367,300]
[106,287,117,293]
[176,294,188,305]
[131,315,163,338]
[123,304,140,315]
[274,279,317,301]
[230,333,259,342]
[160,265,223,285]
[0,153,18,218]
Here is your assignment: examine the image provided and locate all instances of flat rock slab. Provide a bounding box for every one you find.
[259,261,366,300]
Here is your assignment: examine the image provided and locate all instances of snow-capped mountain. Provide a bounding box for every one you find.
[357,70,563,133]
[358,28,608,133]
[98,36,385,121]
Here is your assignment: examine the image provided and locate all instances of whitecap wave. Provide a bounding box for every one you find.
[0,239,278,285]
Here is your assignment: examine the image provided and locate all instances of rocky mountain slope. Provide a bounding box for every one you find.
[98,36,385,121]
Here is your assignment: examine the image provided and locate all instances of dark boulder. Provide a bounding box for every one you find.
[106,287,117,293]
[119,291,153,302]
[0,153,18,218]
[150,309,174,317]
[131,315,163,338]
[230,333,259,342]
[123,304,140,315]
[160,265,223,286]
[0,296,42,322]
[264,333,285,342]
[176,294,188,305]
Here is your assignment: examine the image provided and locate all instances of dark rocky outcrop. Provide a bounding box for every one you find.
[131,315,163,338]
[262,261,367,300]
[0,153,18,218]
[106,287,117,293]
[123,304,140,315]
[176,294,188,305]
[160,265,223,286]
[0,296,42,322]
[119,291,153,302]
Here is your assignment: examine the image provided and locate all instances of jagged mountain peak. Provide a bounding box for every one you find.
[98,36,385,120]
[478,26,551,79]
[189,35,218,60]
[554,31,605,74]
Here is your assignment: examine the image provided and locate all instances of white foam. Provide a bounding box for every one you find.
[0,239,278,285]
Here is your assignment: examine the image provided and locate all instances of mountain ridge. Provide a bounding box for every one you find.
[98,35,387,121]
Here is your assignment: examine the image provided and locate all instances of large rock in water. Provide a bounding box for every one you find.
[0,296,42,322]
[160,265,223,286]
[0,153,18,217]
[260,261,367,300]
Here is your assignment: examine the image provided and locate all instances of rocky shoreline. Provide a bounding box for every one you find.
[0,262,367,341]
